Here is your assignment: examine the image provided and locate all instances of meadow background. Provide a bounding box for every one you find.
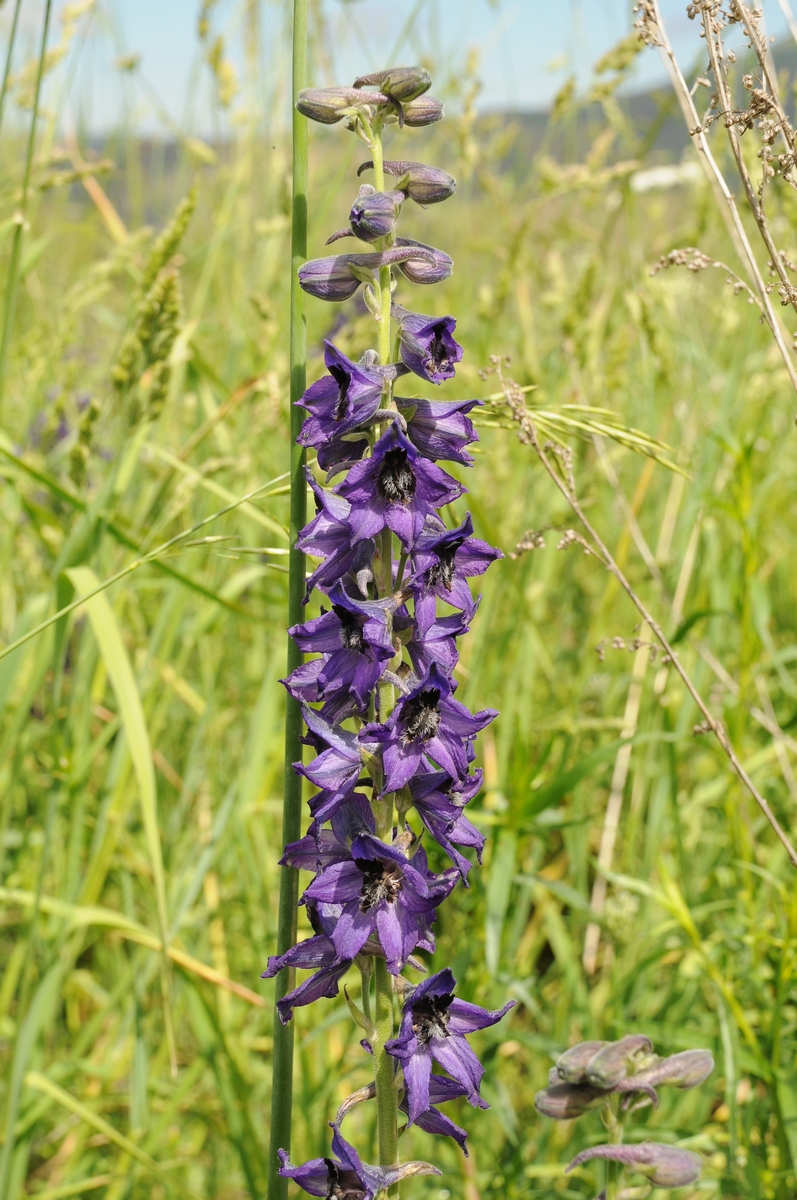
[0,2,796,1199]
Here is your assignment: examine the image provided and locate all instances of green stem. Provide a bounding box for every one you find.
[605,1101,624,1200]
[373,957,399,1170]
[367,118,401,1178]
[0,0,53,419]
[267,1,307,1197]
[0,0,24,140]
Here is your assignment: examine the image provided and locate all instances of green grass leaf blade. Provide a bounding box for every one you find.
[23,1072,201,1199]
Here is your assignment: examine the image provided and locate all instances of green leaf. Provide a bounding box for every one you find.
[522,737,631,821]
[66,568,167,937]
[65,567,174,1060]
[485,830,517,975]
[670,608,732,645]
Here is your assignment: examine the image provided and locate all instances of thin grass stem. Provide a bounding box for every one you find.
[0,0,24,139]
[0,0,54,417]
[266,0,307,1196]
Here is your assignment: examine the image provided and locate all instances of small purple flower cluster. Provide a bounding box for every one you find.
[266,65,513,1189]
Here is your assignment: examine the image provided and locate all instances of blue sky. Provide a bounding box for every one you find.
[2,0,793,134]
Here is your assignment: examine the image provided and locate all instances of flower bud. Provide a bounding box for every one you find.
[585,1035,654,1089]
[349,188,404,242]
[402,95,444,126]
[632,1049,714,1091]
[296,87,391,125]
[394,238,453,285]
[357,160,456,205]
[566,1143,702,1189]
[353,66,432,103]
[534,1083,607,1120]
[298,255,363,301]
[299,246,440,302]
[555,1041,608,1085]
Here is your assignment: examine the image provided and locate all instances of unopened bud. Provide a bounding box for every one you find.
[534,1083,607,1120]
[298,255,363,301]
[403,95,444,126]
[296,87,391,125]
[349,187,404,242]
[299,245,440,301]
[566,1143,702,1189]
[632,1049,714,1091]
[586,1035,654,1089]
[394,237,453,285]
[353,66,432,102]
[357,160,456,205]
[556,1041,607,1085]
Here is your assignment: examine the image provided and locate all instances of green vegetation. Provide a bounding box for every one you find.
[0,6,795,1200]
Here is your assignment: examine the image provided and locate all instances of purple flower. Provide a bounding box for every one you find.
[296,470,374,600]
[411,513,503,627]
[396,396,480,464]
[285,585,395,715]
[302,833,457,973]
[335,422,464,548]
[402,603,474,677]
[294,706,366,812]
[278,1127,441,1199]
[313,394,479,481]
[368,662,497,793]
[393,305,463,384]
[406,1075,470,1153]
[263,933,352,1025]
[407,769,485,880]
[297,342,388,447]
[386,968,514,1123]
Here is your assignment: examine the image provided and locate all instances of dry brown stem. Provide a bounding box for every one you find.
[635,0,797,399]
[491,360,797,869]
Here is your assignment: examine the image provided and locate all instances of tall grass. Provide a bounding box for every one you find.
[0,4,795,1200]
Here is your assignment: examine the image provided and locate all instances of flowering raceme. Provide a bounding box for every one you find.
[266,61,514,1194]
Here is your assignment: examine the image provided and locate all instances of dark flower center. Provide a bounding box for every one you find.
[329,364,352,421]
[333,604,366,651]
[402,688,441,742]
[357,858,403,911]
[427,325,452,372]
[411,992,454,1043]
[324,1160,367,1200]
[425,539,464,591]
[377,448,417,504]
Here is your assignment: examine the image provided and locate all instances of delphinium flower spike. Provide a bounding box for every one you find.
[266,59,513,1192]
